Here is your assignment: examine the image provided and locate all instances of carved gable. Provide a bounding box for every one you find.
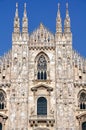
[30,23,54,44]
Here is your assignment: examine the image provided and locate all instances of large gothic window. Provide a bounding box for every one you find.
[37,97,47,115]
[82,122,86,130]
[37,55,47,80]
[0,123,2,130]
[79,92,86,109]
[0,90,6,109]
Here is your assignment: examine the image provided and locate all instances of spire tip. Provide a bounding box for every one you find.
[58,3,60,9]
[66,3,68,9]
[16,3,18,8]
[24,3,26,9]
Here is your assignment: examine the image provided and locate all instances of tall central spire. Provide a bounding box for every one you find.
[14,3,20,33]
[22,3,28,33]
[56,3,62,34]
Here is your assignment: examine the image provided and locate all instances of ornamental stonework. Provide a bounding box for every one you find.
[0,2,86,130]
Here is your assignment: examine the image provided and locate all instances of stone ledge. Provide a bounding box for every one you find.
[29,115,55,127]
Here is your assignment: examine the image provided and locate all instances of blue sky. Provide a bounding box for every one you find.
[0,0,86,57]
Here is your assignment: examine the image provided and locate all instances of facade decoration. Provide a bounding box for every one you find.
[0,2,86,130]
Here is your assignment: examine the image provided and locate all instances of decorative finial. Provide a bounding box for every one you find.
[57,3,61,18]
[58,3,60,10]
[66,3,68,10]
[15,3,18,18]
[56,3,62,34]
[16,3,18,8]
[24,3,26,9]
[64,3,71,33]
[40,23,44,30]
[22,3,28,33]
[66,3,69,18]
[24,3,27,17]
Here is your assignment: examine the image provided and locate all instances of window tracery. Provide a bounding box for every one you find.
[79,91,86,109]
[37,55,47,80]
[0,90,6,110]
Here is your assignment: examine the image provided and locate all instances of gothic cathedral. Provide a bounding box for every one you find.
[0,3,86,130]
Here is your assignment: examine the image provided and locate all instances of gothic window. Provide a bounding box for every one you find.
[37,97,47,115]
[79,92,86,109]
[0,123,2,130]
[82,122,86,130]
[37,55,47,80]
[0,90,6,110]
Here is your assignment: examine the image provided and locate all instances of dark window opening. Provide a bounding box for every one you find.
[41,72,43,79]
[37,72,40,80]
[0,123,2,130]
[0,91,5,110]
[79,76,82,79]
[82,122,86,130]
[79,92,86,109]
[44,71,47,80]
[37,97,47,115]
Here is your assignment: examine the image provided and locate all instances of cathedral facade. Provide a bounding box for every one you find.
[0,3,86,130]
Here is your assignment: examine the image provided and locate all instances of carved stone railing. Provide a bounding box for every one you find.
[29,42,55,50]
[74,82,86,87]
[29,115,55,127]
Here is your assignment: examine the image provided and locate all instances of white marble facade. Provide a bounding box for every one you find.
[0,3,86,130]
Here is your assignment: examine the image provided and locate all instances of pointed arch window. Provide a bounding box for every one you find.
[37,97,47,115]
[37,55,47,80]
[79,92,86,109]
[0,90,6,110]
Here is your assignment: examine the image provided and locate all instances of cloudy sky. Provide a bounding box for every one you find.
[0,0,86,57]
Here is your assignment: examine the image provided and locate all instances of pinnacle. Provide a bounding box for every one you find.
[40,23,44,30]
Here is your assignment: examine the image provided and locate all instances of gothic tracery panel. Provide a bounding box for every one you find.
[78,90,86,109]
[0,90,6,110]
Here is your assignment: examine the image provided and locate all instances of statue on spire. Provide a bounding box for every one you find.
[15,3,18,18]
[66,3,69,18]
[56,3,62,37]
[14,3,20,33]
[22,3,28,34]
[64,3,71,33]
[24,3,27,18]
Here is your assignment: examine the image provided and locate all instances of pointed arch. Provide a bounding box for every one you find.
[34,52,50,80]
[0,89,6,110]
[78,89,86,109]
[35,51,50,63]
